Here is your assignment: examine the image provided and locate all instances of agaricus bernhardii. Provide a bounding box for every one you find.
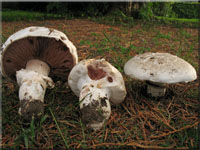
[124,52,197,97]
[1,26,78,120]
[68,59,126,131]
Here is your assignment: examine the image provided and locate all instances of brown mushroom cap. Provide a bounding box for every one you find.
[1,26,78,81]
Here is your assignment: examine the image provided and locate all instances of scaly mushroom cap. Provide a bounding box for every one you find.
[1,26,78,80]
[68,59,126,104]
[124,52,197,84]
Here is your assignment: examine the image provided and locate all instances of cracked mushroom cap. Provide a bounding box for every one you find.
[68,59,127,104]
[124,52,197,84]
[0,26,78,80]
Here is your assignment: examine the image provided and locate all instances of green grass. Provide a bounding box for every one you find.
[2,10,64,21]
[90,10,134,27]
[155,32,171,40]
[49,108,69,148]
[178,30,192,39]
[155,16,199,28]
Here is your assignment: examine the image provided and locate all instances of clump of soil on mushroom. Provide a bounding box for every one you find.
[81,100,106,125]
[20,99,44,120]
[100,97,107,107]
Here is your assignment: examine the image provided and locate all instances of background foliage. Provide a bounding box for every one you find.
[2,2,199,19]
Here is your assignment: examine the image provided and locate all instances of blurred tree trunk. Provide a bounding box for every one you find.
[107,2,140,16]
[126,1,132,16]
[126,2,143,18]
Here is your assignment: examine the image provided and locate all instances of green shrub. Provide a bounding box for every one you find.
[139,2,154,20]
[172,2,199,18]
[46,2,110,17]
[139,2,199,20]
[152,2,177,18]
[2,10,63,21]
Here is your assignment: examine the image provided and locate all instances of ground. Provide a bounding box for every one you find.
[1,19,199,149]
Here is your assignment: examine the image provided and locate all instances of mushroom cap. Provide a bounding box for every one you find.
[124,52,197,84]
[1,26,78,80]
[68,59,127,104]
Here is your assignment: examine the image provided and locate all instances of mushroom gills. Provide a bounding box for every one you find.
[79,85,111,131]
[146,81,166,97]
[17,59,54,120]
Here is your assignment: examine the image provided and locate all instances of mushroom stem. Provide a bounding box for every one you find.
[79,84,111,131]
[16,59,54,120]
[26,59,50,76]
[146,81,166,97]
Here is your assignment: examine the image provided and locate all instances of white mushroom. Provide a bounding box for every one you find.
[124,52,197,97]
[68,59,126,131]
[1,26,78,120]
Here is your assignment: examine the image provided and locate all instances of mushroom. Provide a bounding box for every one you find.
[1,26,78,119]
[124,52,197,97]
[68,59,126,131]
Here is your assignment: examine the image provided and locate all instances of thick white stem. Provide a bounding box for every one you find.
[146,81,166,97]
[79,84,111,131]
[16,59,54,119]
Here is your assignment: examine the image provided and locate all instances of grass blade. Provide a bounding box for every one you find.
[30,118,35,141]
[49,107,69,149]
[79,119,87,148]
[24,134,29,149]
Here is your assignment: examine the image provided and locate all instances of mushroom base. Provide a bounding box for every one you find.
[146,81,166,97]
[79,85,111,131]
[80,100,107,130]
[19,99,44,120]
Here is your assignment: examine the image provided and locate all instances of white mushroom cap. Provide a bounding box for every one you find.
[68,59,126,104]
[1,26,78,80]
[124,52,197,84]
